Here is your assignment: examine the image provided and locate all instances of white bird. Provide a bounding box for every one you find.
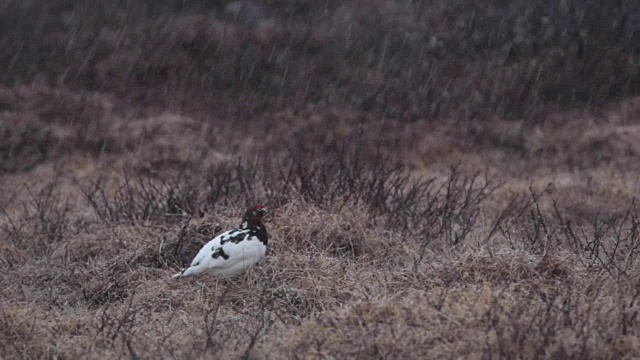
[172,205,269,278]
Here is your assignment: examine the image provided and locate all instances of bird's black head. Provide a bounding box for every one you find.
[241,204,268,228]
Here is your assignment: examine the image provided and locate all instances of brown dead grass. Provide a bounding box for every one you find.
[2,1,640,359]
[2,84,640,359]
[2,161,640,359]
[2,82,640,359]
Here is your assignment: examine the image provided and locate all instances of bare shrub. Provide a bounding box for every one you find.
[78,167,202,224]
[0,183,70,263]
[553,198,640,278]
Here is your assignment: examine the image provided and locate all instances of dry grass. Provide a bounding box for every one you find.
[2,125,640,359]
[1,1,640,359]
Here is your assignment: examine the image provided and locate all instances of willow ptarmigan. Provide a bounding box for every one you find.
[172,205,269,278]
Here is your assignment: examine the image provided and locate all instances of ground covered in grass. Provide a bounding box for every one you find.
[2,1,640,359]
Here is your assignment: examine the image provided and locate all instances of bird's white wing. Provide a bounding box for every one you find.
[173,228,253,278]
[209,233,266,275]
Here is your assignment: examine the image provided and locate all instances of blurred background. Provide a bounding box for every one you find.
[1,1,640,358]
[2,0,639,190]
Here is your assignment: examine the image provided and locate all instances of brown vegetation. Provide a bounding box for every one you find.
[1,0,640,359]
